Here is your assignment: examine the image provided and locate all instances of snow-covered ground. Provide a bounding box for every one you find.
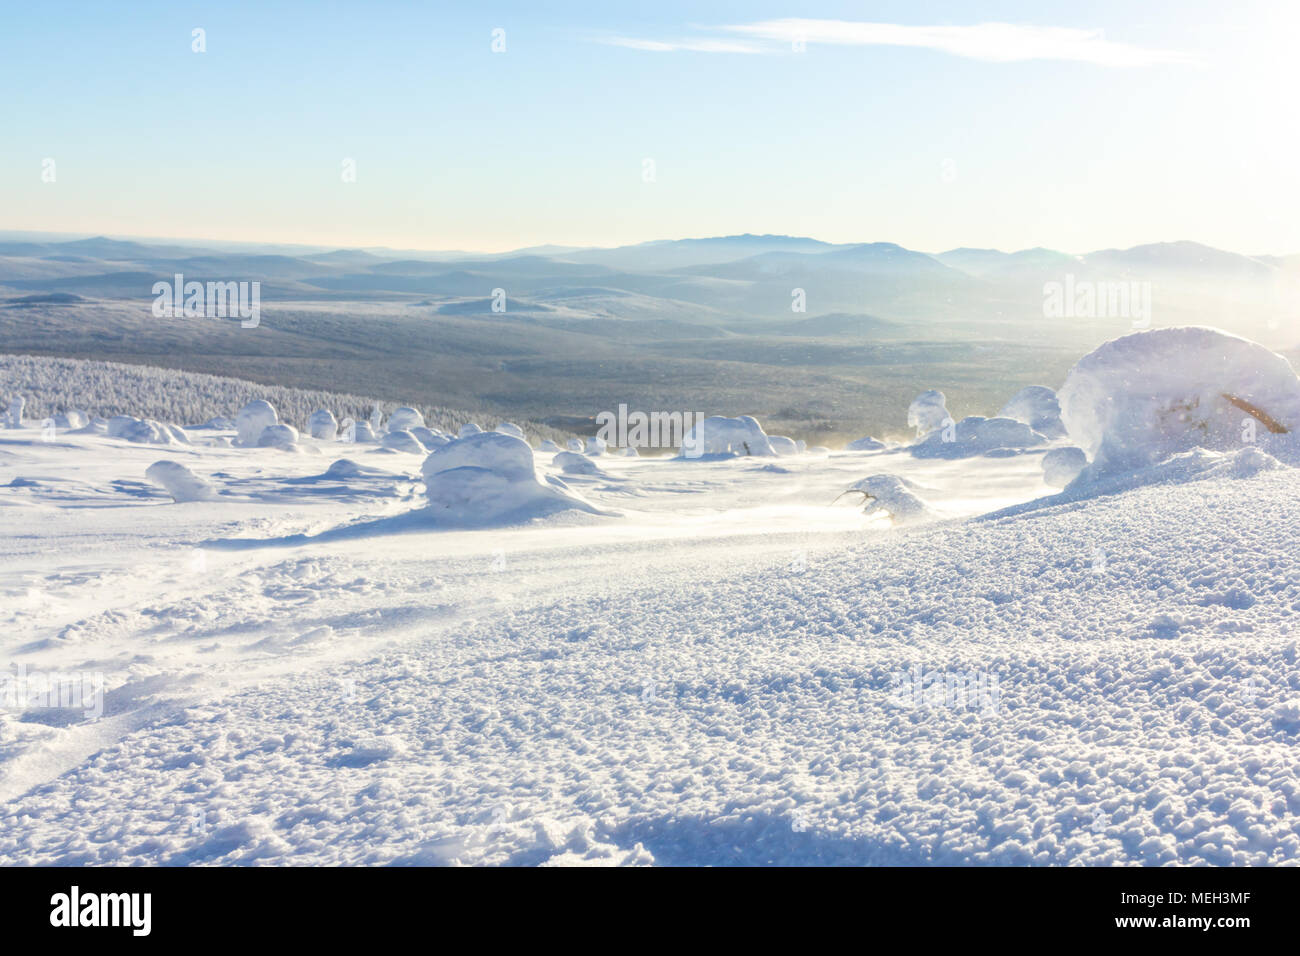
[3,329,1300,866]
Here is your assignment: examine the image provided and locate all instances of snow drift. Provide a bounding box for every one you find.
[421,431,611,525]
[146,460,217,502]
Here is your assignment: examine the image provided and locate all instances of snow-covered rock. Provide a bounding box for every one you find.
[145,460,216,502]
[308,409,338,441]
[1059,327,1300,477]
[387,407,425,433]
[236,400,278,446]
[999,386,1066,439]
[256,424,300,450]
[381,430,427,454]
[422,431,608,524]
[907,390,949,436]
[680,415,776,457]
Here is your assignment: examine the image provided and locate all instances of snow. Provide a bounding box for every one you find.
[584,436,607,456]
[5,396,24,428]
[1042,446,1087,487]
[907,389,949,435]
[999,385,1067,439]
[145,460,217,502]
[422,431,610,526]
[769,435,799,456]
[107,416,190,445]
[380,430,427,454]
[235,401,278,446]
[308,409,338,441]
[680,415,776,457]
[553,451,602,475]
[845,436,887,452]
[256,424,300,450]
[910,416,1046,459]
[495,422,525,439]
[5,332,1300,866]
[458,423,484,438]
[539,440,561,453]
[387,407,425,433]
[411,427,448,449]
[1059,327,1300,478]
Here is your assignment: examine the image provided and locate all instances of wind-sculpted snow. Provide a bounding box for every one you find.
[1059,327,1300,478]
[999,385,1066,439]
[681,415,776,458]
[145,460,217,502]
[308,409,338,441]
[910,416,1046,459]
[841,474,934,525]
[907,389,949,435]
[236,401,278,446]
[421,431,612,525]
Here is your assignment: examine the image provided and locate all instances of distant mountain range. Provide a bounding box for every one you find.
[1,232,1295,335]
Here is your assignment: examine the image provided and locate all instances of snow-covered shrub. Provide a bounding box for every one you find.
[236,400,278,446]
[411,427,446,449]
[107,415,184,444]
[566,438,583,452]
[999,386,1066,439]
[539,439,561,453]
[458,423,483,438]
[353,420,377,443]
[585,436,607,456]
[1059,327,1300,476]
[622,446,639,457]
[387,407,425,433]
[146,460,216,502]
[680,415,776,457]
[6,396,25,428]
[308,409,338,440]
[841,475,933,525]
[907,390,949,436]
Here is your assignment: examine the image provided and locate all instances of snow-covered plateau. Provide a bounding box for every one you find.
[2,327,1299,866]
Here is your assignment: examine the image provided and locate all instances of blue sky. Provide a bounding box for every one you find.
[2,1,1296,254]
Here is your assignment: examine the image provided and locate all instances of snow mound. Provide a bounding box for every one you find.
[554,451,601,475]
[458,423,483,438]
[911,416,1046,459]
[845,435,886,451]
[411,427,447,449]
[999,386,1066,438]
[323,459,401,479]
[236,400,278,446]
[495,422,524,439]
[566,438,583,452]
[308,409,338,441]
[622,446,639,457]
[584,436,607,457]
[907,390,949,435]
[1042,446,1088,488]
[381,430,427,454]
[1059,327,1300,477]
[387,407,425,433]
[539,439,561,453]
[256,424,299,450]
[422,432,610,525]
[769,435,799,456]
[53,410,89,431]
[351,420,378,443]
[107,415,189,445]
[842,475,934,525]
[145,460,217,502]
[680,415,776,457]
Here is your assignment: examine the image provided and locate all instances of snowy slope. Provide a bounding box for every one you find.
[2,332,1299,866]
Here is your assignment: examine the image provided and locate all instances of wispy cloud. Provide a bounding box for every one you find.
[598,36,763,55]
[598,19,1199,68]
